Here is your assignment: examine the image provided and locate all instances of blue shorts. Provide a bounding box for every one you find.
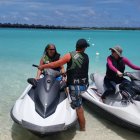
[69,85,88,109]
[56,76,62,81]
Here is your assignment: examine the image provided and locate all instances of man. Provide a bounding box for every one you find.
[38,38,90,131]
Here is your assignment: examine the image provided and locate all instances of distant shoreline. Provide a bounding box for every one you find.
[0,23,140,30]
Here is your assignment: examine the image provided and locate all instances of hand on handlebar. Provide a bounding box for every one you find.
[38,65,44,70]
[117,71,123,77]
[62,73,67,82]
[32,64,42,70]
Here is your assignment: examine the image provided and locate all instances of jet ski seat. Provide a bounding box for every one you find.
[90,73,106,95]
[90,73,122,101]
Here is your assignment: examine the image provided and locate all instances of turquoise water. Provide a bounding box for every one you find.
[1,28,140,140]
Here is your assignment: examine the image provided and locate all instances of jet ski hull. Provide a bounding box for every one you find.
[82,72,140,132]
[11,72,77,135]
[11,90,77,135]
[84,99,140,132]
[11,108,77,135]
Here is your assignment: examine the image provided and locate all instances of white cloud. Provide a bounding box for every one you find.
[28,12,38,16]
[86,9,96,16]
[1,15,6,19]
[10,12,19,16]
[23,17,30,21]
[98,0,124,4]
[0,1,13,5]
[0,0,139,27]
[55,10,63,16]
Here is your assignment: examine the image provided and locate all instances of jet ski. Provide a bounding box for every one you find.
[81,71,140,132]
[11,66,77,135]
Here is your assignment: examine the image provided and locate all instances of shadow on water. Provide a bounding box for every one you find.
[83,101,140,140]
[11,123,76,140]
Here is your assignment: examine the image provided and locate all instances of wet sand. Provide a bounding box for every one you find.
[1,103,140,140]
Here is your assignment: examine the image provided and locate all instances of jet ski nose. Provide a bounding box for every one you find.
[35,99,57,118]
[42,104,49,118]
[34,75,60,118]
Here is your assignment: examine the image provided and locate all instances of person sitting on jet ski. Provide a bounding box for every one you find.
[102,46,140,100]
[36,43,65,79]
[38,39,90,131]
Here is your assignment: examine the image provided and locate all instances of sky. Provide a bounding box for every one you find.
[0,0,140,27]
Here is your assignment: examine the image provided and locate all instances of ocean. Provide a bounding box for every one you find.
[0,28,140,140]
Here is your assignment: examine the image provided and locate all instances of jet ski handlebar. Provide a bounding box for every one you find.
[32,64,39,68]
[32,64,67,78]
[123,72,138,80]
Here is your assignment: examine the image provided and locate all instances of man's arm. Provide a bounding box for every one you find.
[38,53,71,70]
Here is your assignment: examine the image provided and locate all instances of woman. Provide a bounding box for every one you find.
[36,44,65,79]
[102,46,140,99]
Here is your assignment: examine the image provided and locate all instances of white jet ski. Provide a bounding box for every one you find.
[11,66,77,135]
[81,71,140,132]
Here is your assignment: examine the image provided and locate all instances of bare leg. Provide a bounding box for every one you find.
[76,106,85,131]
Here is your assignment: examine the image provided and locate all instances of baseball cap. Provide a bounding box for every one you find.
[76,39,90,49]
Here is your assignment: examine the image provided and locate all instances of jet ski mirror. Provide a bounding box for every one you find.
[90,73,95,82]
[27,78,37,88]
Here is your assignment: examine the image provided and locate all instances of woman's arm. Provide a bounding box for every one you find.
[123,57,140,70]
[107,57,123,77]
[107,56,118,73]
[36,58,44,79]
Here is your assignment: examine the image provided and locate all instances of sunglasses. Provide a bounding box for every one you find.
[48,49,55,51]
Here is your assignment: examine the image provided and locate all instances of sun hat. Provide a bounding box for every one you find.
[109,45,122,57]
[76,39,90,49]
